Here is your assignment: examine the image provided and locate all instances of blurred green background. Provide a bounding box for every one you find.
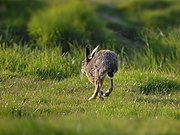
[1,0,180,50]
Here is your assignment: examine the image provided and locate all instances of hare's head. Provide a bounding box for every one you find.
[81,45,99,74]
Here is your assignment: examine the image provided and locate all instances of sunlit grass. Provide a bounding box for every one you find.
[0,44,82,80]
[0,69,179,118]
[0,44,179,134]
[0,0,180,134]
[28,0,112,47]
[0,69,179,134]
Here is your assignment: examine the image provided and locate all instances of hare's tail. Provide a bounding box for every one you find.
[107,66,118,79]
[107,71,115,79]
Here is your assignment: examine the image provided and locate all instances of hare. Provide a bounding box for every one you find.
[81,45,118,101]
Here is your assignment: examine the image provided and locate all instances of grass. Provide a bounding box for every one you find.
[0,45,179,134]
[95,0,180,51]
[0,44,179,134]
[1,70,179,118]
[28,0,115,48]
[0,44,82,80]
[0,0,46,42]
[0,118,179,135]
[114,0,180,28]
[0,0,180,134]
[0,69,180,134]
[0,38,179,80]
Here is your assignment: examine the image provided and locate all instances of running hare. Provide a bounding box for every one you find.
[81,45,118,101]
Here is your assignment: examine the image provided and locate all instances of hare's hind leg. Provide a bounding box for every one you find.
[88,69,100,101]
[98,77,105,100]
[88,78,104,101]
[88,83,99,101]
[88,69,104,101]
[104,79,114,97]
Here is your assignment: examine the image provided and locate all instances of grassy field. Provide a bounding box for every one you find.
[0,69,180,134]
[0,46,179,134]
[0,0,180,134]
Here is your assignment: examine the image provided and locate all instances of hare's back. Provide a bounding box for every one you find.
[95,50,118,73]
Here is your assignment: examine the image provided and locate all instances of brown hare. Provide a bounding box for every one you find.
[81,45,118,101]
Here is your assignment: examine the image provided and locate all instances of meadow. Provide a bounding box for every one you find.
[0,0,180,135]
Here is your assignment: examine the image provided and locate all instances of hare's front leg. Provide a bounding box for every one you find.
[104,79,114,97]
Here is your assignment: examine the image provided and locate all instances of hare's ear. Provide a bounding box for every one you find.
[85,45,90,60]
[90,45,99,58]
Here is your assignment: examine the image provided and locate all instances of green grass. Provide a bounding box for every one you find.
[0,0,46,42]
[95,0,180,50]
[115,0,180,28]
[0,118,179,135]
[0,44,82,80]
[1,70,179,118]
[1,0,180,134]
[0,39,179,80]
[0,44,179,134]
[28,0,115,48]
[0,69,180,134]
